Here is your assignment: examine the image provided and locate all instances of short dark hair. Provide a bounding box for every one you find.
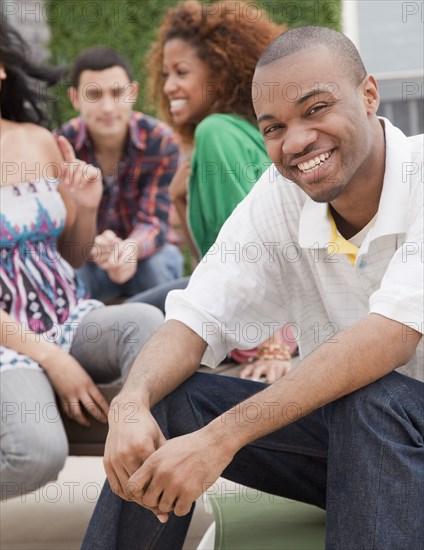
[257,26,367,85]
[70,46,133,87]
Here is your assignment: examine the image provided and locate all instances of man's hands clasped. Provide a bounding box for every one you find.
[104,394,234,523]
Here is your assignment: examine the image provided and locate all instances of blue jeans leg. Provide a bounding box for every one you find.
[76,244,184,302]
[83,371,424,550]
[76,262,122,302]
[82,373,328,550]
[123,244,184,296]
[82,480,194,550]
[324,371,424,550]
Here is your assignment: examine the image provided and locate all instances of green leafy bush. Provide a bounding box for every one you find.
[46,0,341,125]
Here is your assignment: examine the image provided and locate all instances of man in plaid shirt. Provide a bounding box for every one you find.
[55,47,183,302]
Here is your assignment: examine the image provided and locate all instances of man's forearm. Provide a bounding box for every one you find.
[118,320,207,408]
[206,314,421,454]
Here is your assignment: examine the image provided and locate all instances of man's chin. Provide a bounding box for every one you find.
[95,127,125,138]
[276,165,346,203]
[307,186,345,203]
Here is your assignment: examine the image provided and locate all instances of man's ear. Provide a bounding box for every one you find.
[362,75,380,115]
[68,87,80,110]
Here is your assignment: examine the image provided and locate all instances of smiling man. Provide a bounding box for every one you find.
[255,41,386,239]
[82,27,423,550]
[55,47,183,302]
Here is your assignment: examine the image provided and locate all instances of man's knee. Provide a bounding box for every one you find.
[151,373,252,438]
[151,373,212,437]
[325,371,420,430]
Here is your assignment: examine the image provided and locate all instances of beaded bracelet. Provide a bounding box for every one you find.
[258,341,291,362]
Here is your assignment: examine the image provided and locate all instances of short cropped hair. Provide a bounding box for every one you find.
[69,46,133,87]
[257,26,367,85]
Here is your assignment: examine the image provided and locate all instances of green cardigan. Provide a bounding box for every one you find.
[188,113,270,257]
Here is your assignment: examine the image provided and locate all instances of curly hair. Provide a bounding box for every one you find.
[147,0,284,142]
[0,21,65,125]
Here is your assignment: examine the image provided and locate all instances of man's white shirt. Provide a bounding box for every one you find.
[166,119,424,382]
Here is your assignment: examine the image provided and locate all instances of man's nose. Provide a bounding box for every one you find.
[282,124,318,156]
[100,93,115,111]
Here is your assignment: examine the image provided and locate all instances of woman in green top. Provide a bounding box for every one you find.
[148,0,281,262]
[131,0,296,382]
[187,113,271,257]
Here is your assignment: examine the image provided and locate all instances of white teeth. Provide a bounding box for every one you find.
[170,99,187,109]
[298,151,331,173]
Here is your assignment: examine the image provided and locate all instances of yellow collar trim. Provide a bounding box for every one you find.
[328,212,359,266]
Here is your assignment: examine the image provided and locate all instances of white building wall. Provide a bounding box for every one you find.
[343,0,423,135]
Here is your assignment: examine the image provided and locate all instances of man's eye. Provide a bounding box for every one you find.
[308,104,327,115]
[264,125,282,135]
[85,88,101,101]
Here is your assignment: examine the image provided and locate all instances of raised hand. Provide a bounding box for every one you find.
[57,135,103,210]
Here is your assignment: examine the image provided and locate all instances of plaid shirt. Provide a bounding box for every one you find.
[55,112,179,260]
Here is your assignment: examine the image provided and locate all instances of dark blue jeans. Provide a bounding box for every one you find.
[77,244,184,302]
[82,371,424,550]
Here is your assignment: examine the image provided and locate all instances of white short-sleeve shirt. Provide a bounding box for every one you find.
[166,119,424,382]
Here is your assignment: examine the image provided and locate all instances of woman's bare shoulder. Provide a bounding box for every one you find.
[22,123,56,142]
[1,121,62,182]
[3,121,56,146]
[23,123,61,161]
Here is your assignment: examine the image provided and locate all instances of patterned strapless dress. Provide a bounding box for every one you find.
[0,179,103,372]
